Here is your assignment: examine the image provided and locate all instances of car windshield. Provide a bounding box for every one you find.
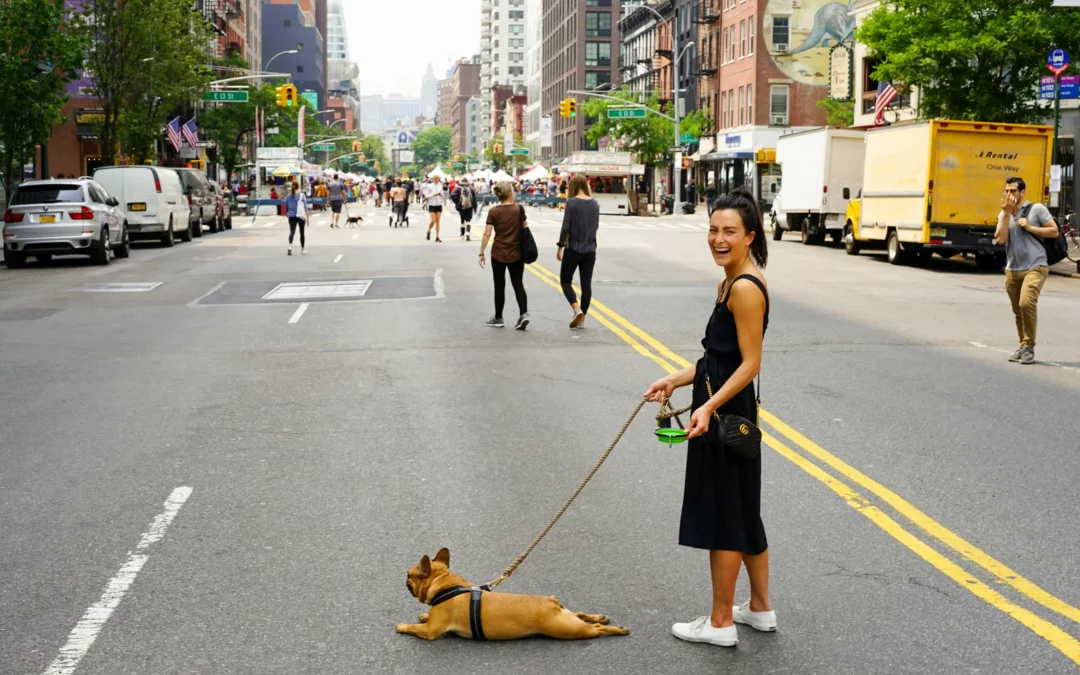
[12,184,84,205]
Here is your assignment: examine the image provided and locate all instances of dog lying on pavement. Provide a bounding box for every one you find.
[397,548,629,641]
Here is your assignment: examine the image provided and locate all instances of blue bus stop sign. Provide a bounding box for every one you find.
[1048,49,1070,74]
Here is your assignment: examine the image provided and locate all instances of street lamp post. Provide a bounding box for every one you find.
[264,49,299,72]
[630,4,692,214]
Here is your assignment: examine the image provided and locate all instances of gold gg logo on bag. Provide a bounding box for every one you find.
[739,424,749,435]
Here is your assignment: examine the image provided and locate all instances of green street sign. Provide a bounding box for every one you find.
[608,107,646,119]
[680,132,697,144]
[311,144,335,151]
[203,90,249,103]
[509,149,529,156]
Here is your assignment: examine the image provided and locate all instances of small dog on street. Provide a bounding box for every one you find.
[397,548,629,641]
[345,215,363,227]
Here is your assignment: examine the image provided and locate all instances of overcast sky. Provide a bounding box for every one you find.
[345,0,481,98]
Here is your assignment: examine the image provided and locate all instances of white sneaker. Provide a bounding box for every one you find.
[671,616,738,647]
[733,602,776,632]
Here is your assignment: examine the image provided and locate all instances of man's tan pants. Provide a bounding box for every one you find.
[1005,266,1049,347]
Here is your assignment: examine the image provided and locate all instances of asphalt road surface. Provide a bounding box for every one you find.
[2,198,1079,674]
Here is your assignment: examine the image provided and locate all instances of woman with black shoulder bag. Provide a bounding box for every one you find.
[557,174,600,329]
[479,182,530,330]
[644,189,774,648]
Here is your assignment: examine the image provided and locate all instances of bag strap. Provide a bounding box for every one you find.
[518,204,526,229]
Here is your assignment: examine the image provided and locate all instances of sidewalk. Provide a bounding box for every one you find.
[1051,259,1080,279]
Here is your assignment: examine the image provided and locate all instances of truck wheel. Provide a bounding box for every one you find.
[772,218,783,240]
[886,230,908,265]
[801,218,814,245]
[844,223,862,256]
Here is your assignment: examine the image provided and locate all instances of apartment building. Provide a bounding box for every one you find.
[696,0,830,205]
[523,0,544,158]
[480,0,528,149]
[449,60,482,154]
[542,0,623,159]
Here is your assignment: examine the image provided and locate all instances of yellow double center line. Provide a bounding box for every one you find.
[525,262,1080,665]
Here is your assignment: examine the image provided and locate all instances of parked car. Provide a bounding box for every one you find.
[93,166,192,247]
[208,179,233,230]
[172,168,217,235]
[2,178,129,268]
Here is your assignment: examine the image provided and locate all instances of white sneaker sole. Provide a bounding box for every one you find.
[671,626,737,647]
[733,608,777,632]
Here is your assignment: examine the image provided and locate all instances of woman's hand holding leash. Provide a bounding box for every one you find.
[644,377,675,403]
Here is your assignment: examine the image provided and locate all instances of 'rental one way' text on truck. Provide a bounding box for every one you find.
[844,120,1053,270]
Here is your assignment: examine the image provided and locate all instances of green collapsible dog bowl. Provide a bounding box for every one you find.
[655,428,689,447]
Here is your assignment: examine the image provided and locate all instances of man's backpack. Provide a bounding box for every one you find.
[1019,203,1067,266]
[460,188,472,210]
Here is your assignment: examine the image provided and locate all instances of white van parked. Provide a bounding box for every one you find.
[92,166,192,247]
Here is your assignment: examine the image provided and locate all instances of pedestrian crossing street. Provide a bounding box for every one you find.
[235,210,711,232]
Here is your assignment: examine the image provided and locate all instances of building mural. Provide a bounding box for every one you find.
[764,0,855,87]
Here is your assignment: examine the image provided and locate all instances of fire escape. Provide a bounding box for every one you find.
[194,0,245,59]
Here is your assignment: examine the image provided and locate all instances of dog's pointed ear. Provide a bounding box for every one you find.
[419,555,431,577]
[434,548,450,566]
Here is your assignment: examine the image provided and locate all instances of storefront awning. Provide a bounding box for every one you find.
[698,151,754,162]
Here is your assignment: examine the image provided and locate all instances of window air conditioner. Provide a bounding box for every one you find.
[773,43,788,52]
[771,114,788,126]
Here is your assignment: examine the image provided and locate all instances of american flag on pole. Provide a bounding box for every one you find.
[181,119,199,148]
[166,117,182,152]
[874,80,899,125]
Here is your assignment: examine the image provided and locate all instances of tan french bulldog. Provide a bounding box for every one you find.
[396,548,629,641]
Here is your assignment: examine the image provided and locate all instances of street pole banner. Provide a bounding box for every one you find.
[298,105,306,147]
[540,117,552,148]
[254,106,260,147]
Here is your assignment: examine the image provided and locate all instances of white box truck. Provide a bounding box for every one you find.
[773,128,866,245]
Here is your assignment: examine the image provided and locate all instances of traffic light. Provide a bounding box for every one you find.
[559,99,570,118]
[352,140,361,152]
[276,84,298,107]
[568,99,577,118]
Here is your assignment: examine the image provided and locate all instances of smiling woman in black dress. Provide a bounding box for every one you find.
[645,189,775,648]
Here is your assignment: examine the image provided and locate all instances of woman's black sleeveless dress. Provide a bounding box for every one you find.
[679,274,770,554]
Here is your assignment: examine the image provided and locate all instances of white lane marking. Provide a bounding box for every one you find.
[352,234,358,240]
[239,223,253,229]
[969,341,989,348]
[333,254,343,264]
[434,267,445,299]
[288,302,310,324]
[43,487,193,675]
[640,222,658,229]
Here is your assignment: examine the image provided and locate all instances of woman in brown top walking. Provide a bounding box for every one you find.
[479,182,530,330]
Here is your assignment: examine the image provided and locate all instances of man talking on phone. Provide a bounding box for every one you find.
[993,176,1060,365]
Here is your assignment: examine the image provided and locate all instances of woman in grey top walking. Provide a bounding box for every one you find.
[557,174,601,329]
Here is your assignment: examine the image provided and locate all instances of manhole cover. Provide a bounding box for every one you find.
[262,280,372,300]
[69,282,163,293]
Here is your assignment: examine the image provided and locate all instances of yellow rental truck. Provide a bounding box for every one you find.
[845,120,1053,270]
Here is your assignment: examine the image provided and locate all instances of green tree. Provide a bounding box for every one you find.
[581,88,710,164]
[816,98,855,128]
[117,0,212,163]
[410,125,452,168]
[76,0,212,164]
[0,0,85,202]
[858,0,1080,124]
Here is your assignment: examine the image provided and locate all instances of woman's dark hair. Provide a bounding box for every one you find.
[711,188,768,268]
[567,174,591,199]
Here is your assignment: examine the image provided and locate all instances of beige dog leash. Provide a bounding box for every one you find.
[483,397,688,591]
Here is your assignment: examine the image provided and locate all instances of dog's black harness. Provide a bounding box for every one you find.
[429,586,487,640]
